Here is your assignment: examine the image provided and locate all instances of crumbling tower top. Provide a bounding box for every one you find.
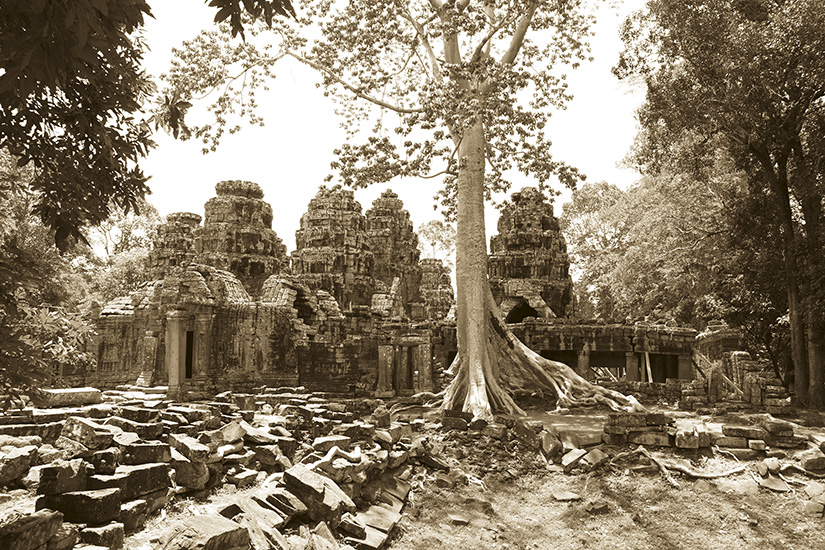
[488,187,573,320]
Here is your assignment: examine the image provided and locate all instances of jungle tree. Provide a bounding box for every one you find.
[163,0,642,419]
[617,0,825,406]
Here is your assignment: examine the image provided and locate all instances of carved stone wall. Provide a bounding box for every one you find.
[365,190,422,315]
[194,180,288,298]
[488,187,573,319]
[292,186,375,309]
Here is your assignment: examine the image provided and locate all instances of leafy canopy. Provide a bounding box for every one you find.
[162,0,596,216]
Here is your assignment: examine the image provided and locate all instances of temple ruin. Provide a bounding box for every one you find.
[90,182,701,402]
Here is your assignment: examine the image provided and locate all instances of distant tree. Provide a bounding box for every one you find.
[418,220,456,266]
[617,0,825,406]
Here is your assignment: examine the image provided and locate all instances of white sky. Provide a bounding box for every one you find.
[140,0,646,253]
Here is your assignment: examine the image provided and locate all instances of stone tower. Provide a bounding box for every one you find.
[488,187,573,320]
[148,212,202,280]
[365,190,422,315]
[419,258,454,320]
[194,180,287,298]
[292,186,375,309]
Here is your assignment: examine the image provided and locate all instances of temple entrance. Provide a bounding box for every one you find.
[185,331,194,379]
[506,301,539,323]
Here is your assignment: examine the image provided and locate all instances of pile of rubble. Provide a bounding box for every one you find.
[0,387,444,550]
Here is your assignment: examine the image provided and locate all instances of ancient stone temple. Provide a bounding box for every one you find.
[488,187,574,320]
[292,186,375,310]
[89,182,700,401]
[194,180,288,298]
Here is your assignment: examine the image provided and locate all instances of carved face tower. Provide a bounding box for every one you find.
[488,187,573,321]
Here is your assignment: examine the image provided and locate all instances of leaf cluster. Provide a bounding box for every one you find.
[0,0,156,248]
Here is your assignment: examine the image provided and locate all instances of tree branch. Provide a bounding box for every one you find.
[285,51,424,114]
[500,1,539,65]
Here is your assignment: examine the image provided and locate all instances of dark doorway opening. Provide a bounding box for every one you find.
[506,301,539,323]
[540,350,578,369]
[185,331,194,379]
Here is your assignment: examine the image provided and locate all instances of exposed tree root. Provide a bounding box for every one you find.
[781,463,825,479]
[443,286,644,419]
[610,446,749,487]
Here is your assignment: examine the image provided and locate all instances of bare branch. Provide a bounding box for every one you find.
[500,1,539,65]
[285,51,424,114]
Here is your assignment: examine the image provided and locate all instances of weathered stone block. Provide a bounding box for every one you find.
[561,449,587,472]
[170,449,209,489]
[284,464,355,525]
[121,441,171,465]
[37,458,92,494]
[61,417,114,450]
[748,440,766,451]
[158,513,250,550]
[45,523,79,550]
[168,433,210,462]
[0,444,37,485]
[313,435,352,453]
[117,406,159,424]
[198,421,247,450]
[712,436,748,449]
[760,420,794,437]
[675,429,699,449]
[79,522,124,550]
[120,499,148,533]
[91,448,121,475]
[88,463,171,500]
[628,432,672,447]
[800,449,825,471]
[0,509,63,550]
[104,417,163,441]
[481,423,508,440]
[38,387,102,408]
[36,488,121,525]
[721,425,768,440]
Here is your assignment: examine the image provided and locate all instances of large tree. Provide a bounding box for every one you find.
[617,0,825,406]
[164,0,641,419]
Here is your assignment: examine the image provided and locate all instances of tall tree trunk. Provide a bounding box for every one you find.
[443,119,642,419]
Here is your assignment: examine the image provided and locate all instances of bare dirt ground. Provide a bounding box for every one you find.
[389,424,825,550]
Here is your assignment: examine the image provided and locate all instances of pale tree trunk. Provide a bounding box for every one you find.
[443,120,643,420]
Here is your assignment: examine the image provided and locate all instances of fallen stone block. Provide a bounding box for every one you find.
[581,448,609,471]
[800,448,825,471]
[314,435,352,453]
[36,487,121,525]
[104,417,163,441]
[117,406,159,424]
[481,423,507,440]
[561,449,587,473]
[37,458,92,494]
[760,420,794,437]
[711,436,748,449]
[540,431,563,460]
[255,488,301,519]
[88,463,171,500]
[0,444,37,485]
[120,498,148,533]
[227,468,258,488]
[167,433,210,462]
[358,503,402,533]
[0,509,63,550]
[237,495,285,531]
[721,425,768,440]
[284,464,355,525]
[0,422,63,442]
[627,432,672,447]
[45,523,79,550]
[91,448,121,475]
[121,441,171,465]
[158,513,249,550]
[53,435,92,459]
[80,522,124,550]
[239,420,278,445]
[199,421,246,451]
[170,449,209,489]
[338,512,367,539]
[37,387,102,408]
[61,417,115,450]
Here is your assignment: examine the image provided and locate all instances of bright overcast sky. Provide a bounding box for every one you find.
[140,0,646,253]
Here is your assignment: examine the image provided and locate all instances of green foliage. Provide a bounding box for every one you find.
[161,0,594,216]
[0,0,157,248]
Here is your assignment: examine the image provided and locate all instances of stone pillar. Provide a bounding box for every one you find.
[195,315,212,378]
[577,344,592,380]
[397,346,409,392]
[377,345,395,397]
[165,312,186,399]
[625,352,639,382]
[677,354,693,380]
[413,343,433,392]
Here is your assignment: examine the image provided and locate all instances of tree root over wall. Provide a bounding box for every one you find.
[441,287,644,420]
